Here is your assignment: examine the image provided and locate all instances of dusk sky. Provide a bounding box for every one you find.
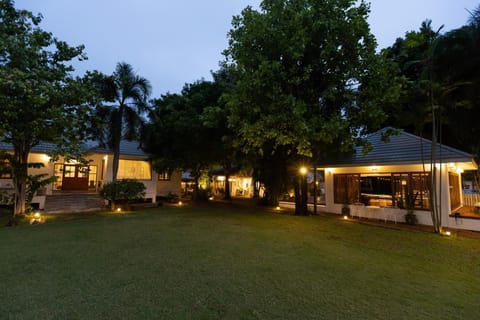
[14,0,479,98]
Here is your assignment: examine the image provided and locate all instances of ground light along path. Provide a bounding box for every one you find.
[0,204,479,319]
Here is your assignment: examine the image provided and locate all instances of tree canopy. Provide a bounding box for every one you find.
[0,0,93,215]
[143,79,225,199]
[91,62,152,181]
[382,10,480,160]
[223,0,399,208]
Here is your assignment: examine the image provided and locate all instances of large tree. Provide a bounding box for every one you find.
[143,80,225,200]
[382,13,480,232]
[224,0,397,211]
[93,62,151,181]
[0,0,92,216]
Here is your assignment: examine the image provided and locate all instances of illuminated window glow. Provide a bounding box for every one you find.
[117,160,151,180]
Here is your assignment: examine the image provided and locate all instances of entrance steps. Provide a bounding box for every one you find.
[44,192,106,213]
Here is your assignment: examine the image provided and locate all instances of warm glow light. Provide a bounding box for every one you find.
[369,166,379,172]
[343,215,349,220]
[456,167,464,174]
[299,166,308,175]
[217,176,225,181]
[103,155,108,160]
[325,168,333,173]
[178,201,183,206]
[116,208,121,212]
[445,231,451,236]
[34,212,41,218]
[275,206,281,211]
[209,196,214,201]
[448,162,455,168]
[401,180,407,186]
[41,154,50,162]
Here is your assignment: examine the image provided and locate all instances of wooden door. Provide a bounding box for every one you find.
[62,164,89,191]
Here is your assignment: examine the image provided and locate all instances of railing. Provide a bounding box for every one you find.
[463,193,480,206]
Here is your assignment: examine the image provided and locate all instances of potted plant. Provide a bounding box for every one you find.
[404,192,417,225]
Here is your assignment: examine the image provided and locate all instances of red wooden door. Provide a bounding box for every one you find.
[62,164,89,191]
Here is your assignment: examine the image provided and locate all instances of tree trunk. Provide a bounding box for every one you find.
[313,166,318,215]
[294,177,301,215]
[223,162,232,201]
[13,146,30,216]
[301,173,308,215]
[294,173,309,215]
[111,107,123,182]
[112,145,120,182]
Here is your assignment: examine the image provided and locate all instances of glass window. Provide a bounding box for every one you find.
[333,174,360,204]
[0,160,12,179]
[335,172,431,209]
[54,164,63,190]
[117,160,151,180]
[392,173,430,210]
[158,172,171,181]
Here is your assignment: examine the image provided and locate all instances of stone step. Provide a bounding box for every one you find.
[44,193,106,213]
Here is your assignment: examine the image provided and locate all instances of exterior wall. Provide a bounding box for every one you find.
[29,153,53,209]
[1,152,174,208]
[211,175,254,198]
[156,170,182,197]
[446,216,480,231]
[321,163,467,230]
[102,154,157,203]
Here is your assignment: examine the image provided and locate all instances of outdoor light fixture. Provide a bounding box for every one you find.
[116,207,122,212]
[178,201,183,206]
[299,166,307,175]
[30,211,44,224]
[208,196,214,201]
[445,231,451,236]
[275,206,281,211]
[343,215,349,220]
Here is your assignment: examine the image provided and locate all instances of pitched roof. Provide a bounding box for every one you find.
[0,141,58,154]
[89,140,147,157]
[319,127,477,168]
[0,140,148,157]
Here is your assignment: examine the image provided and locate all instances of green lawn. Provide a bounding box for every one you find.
[1,204,479,319]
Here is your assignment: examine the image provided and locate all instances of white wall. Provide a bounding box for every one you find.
[156,170,182,197]
[320,164,473,230]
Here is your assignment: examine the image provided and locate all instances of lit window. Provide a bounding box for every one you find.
[158,172,171,181]
[117,160,151,180]
[0,160,12,179]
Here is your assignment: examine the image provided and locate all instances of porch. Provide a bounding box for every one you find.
[452,205,480,219]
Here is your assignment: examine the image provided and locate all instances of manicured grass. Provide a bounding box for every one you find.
[1,204,479,319]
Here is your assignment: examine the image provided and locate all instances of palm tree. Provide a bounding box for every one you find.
[95,62,152,181]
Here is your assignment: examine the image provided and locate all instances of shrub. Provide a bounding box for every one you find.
[99,179,146,210]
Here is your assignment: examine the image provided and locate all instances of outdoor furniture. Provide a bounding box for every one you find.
[474,202,480,214]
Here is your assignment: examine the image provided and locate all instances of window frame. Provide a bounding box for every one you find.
[117,159,152,181]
